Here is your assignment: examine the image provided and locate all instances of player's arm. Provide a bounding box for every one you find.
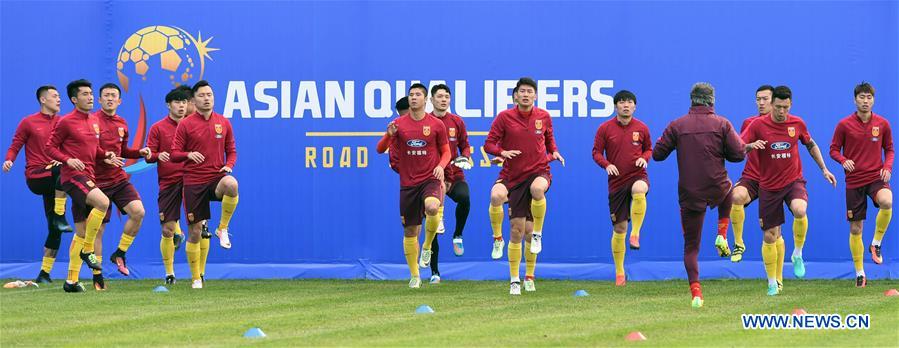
[881,123,893,182]
[376,120,396,154]
[119,128,147,159]
[221,121,236,173]
[591,125,611,168]
[433,122,450,182]
[828,123,853,171]
[484,115,506,156]
[652,123,676,161]
[145,125,162,163]
[170,122,192,163]
[741,124,766,153]
[544,116,564,166]
[723,121,746,163]
[457,118,472,158]
[802,128,836,186]
[3,119,29,172]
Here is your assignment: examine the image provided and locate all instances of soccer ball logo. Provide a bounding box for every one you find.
[115,25,218,92]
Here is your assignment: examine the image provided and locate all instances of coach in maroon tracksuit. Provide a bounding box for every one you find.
[653,82,745,308]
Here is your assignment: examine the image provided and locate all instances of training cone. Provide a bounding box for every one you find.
[885,289,899,297]
[791,308,807,315]
[574,290,589,297]
[625,331,646,341]
[152,286,169,293]
[415,305,435,314]
[243,327,266,338]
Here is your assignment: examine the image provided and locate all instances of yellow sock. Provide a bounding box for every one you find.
[161,236,175,276]
[793,216,808,251]
[530,198,546,232]
[524,241,537,277]
[118,234,135,252]
[403,236,419,278]
[437,205,444,223]
[630,193,646,238]
[186,242,201,281]
[81,209,106,253]
[91,256,102,275]
[731,204,745,247]
[67,235,84,282]
[41,256,55,273]
[850,233,864,272]
[422,197,440,250]
[508,242,522,279]
[612,232,626,276]
[218,195,239,230]
[54,197,67,215]
[200,237,210,275]
[776,237,785,283]
[174,222,183,236]
[762,241,777,282]
[489,205,504,239]
[874,208,892,244]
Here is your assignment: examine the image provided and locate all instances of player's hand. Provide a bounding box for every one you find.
[606,164,620,176]
[882,169,892,183]
[746,140,767,151]
[432,165,445,182]
[158,151,170,162]
[386,121,397,137]
[66,158,85,171]
[50,160,62,167]
[552,151,565,167]
[841,159,856,172]
[490,157,505,165]
[220,166,232,173]
[139,147,152,159]
[635,158,648,169]
[823,169,837,187]
[501,150,521,159]
[187,152,205,163]
[104,156,124,168]
[2,160,12,172]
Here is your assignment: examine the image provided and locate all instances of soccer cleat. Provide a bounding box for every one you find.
[191,279,203,289]
[856,275,867,288]
[165,275,176,285]
[408,277,421,289]
[714,235,731,257]
[869,245,882,265]
[628,234,640,250]
[173,233,184,251]
[510,281,521,295]
[52,214,73,233]
[767,283,778,296]
[792,255,806,279]
[530,232,543,254]
[92,273,106,291]
[63,281,85,293]
[437,219,445,235]
[109,248,130,276]
[524,276,536,292]
[429,274,441,284]
[35,270,52,284]
[615,274,626,287]
[491,237,505,260]
[418,249,432,268]
[200,220,212,239]
[452,237,464,256]
[776,281,783,294]
[80,250,102,271]
[691,296,703,308]
[730,244,745,263]
[216,228,231,249]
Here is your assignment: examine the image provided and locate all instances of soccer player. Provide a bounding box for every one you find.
[91,83,151,287]
[592,90,651,286]
[742,85,837,296]
[171,80,239,289]
[174,84,210,273]
[3,85,74,284]
[829,82,893,287]
[653,82,745,307]
[487,85,520,259]
[147,87,191,284]
[728,85,776,262]
[45,79,119,292]
[485,77,564,295]
[376,83,450,288]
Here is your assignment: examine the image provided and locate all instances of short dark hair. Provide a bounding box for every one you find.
[99,83,121,96]
[516,77,537,91]
[512,85,519,95]
[165,88,191,103]
[431,84,451,96]
[36,85,57,103]
[409,83,428,96]
[191,80,211,95]
[854,82,875,97]
[613,90,636,105]
[66,79,92,104]
[395,96,409,112]
[176,84,193,98]
[756,85,775,95]
[772,85,792,101]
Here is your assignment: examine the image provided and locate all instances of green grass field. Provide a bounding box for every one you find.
[2,279,897,346]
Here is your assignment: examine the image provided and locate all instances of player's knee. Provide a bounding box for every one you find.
[613,223,627,234]
[631,180,649,194]
[529,186,545,200]
[95,196,110,211]
[131,206,146,221]
[792,208,807,218]
[490,192,506,206]
[731,189,749,205]
[849,222,863,235]
[161,225,175,238]
[878,193,893,209]
[225,177,239,195]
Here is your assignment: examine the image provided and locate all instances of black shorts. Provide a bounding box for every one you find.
[759,179,808,231]
[846,180,890,221]
[608,176,649,224]
[60,175,98,223]
[498,172,551,220]
[99,180,142,223]
[158,182,184,224]
[183,176,226,224]
[399,179,442,227]
[735,176,760,206]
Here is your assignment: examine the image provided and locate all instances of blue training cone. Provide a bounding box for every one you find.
[243,327,266,338]
[574,290,589,297]
[415,305,435,314]
[152,286,169,293]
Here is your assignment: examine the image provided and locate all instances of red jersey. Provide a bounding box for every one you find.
[738,114,766,181]
[741,114,812,191]
[171,112,237,185]
[829,112,894,189]
[5,112,61,179]
[45,109,105,183]
[592,117,652,191]
[434,112,470,182]
[146,116,184,190]
[388,113,449,187]
[93,111,142,187]
[484,107,558,187]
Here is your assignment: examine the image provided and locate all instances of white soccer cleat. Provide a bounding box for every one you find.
[524,277,536,292]
[491,238,505,260]
[429,274,441,284]
[510,281,521,295]
[409,277,421,289]
[419,249,432,268]
[530,232,543,254]
[216,228,231,249]
[191,279,203,289]
[437,219,445,235]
